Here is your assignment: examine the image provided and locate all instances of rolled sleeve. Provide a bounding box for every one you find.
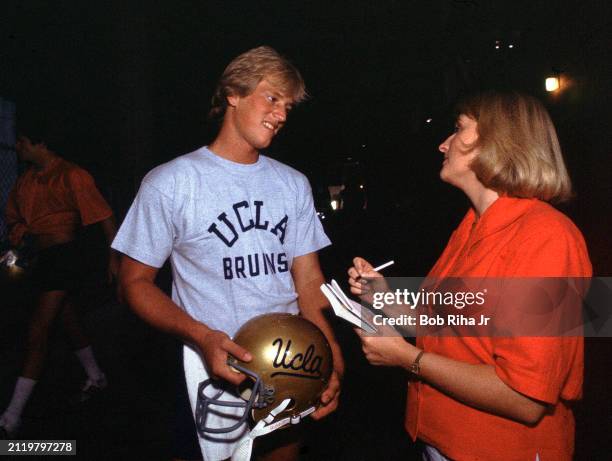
[493,337,578,404]
[68,168,113,226]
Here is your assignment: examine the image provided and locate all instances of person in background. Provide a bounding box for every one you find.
[0,129,118,438]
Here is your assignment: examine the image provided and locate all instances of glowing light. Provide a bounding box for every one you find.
[425,118,432,123]
[359,185,364,189]
[495,45,500,49]
[330,200,338,211]
[508,44,514,49]
[263,344,278,362]
[545,77,560,92]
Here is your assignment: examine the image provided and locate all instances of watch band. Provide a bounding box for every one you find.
[409,350,425,375]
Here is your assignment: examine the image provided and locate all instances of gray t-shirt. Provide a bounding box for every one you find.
[112,147,330,336]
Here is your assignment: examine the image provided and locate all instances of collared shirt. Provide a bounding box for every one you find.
[406,197,592,461]
[6,157,112,245]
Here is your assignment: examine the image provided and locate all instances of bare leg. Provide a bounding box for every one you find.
[1,290,67,434]
[60,296,89,350]
[59,296,107,391]
[22,290,67,379]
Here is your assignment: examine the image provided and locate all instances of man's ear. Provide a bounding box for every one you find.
[227,93,239,108]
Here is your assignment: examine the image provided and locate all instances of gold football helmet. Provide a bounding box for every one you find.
[196,313,333,435]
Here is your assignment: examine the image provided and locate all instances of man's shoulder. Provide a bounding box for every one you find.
[57,158,94,183]
[142,148,209,191]
[261,155,310,187]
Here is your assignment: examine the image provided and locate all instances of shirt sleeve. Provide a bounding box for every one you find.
[492,225,589,404]
[111,180,175,268]
[493,336,582,404]
[68,168,113,226]
[293,176,331,257]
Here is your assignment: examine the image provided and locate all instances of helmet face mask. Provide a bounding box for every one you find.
[195,364,263,435]
[196,313,333,435]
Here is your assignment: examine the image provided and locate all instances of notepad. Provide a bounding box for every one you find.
[320,280,377,333]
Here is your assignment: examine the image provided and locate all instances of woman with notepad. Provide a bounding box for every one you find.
[348,91,591,461]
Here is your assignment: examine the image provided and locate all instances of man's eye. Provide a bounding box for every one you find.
[453,124,460,133]
[267,95,277,103]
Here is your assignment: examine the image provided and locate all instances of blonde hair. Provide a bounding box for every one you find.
[209,46,306,120]
[458,91,572,203]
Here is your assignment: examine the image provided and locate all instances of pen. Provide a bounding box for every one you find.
[357,260,394,282]
[372,260,394,272]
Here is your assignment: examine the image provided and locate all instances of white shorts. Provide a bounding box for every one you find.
[422,444,541,461]
[183,344,249,461]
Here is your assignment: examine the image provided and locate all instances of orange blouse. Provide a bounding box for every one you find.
[406,197,592,461]
[5,157,112,246]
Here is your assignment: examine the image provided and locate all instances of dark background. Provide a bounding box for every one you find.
[1,1,610,459]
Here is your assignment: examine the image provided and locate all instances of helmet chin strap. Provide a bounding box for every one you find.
[231,399,316,461]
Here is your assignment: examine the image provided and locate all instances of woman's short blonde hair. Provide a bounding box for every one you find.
[458,91,572,203]
[209,46,306,120]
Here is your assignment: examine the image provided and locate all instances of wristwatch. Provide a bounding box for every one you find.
[409,350,425,375]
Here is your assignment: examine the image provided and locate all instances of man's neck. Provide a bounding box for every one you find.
[208,137,259,164]
[31,150,58,171]
[207,112,261,164]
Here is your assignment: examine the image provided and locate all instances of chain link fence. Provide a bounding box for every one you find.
[0,97,17,243]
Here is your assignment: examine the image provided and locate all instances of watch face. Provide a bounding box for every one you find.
[410,351,425,375]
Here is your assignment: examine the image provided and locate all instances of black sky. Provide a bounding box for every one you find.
[1,0,610,270]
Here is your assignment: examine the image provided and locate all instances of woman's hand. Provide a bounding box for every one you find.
[347,257,376,295]
[354,327,418,368]
[347,257,390,306]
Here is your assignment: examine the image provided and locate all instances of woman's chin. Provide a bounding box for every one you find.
[439,169,452,184]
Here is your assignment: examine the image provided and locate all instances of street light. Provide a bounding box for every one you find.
[545,76,560,92]
[546,68,563,92]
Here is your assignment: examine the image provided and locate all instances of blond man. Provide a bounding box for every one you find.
[113,46,343,461]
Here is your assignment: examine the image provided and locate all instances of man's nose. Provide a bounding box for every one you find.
[273,105,287,122]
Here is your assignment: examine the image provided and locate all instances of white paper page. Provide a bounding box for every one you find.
[320,284,377,333]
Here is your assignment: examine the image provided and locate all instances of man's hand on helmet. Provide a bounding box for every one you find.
[198,329,252,386]
[310,369,342,420]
